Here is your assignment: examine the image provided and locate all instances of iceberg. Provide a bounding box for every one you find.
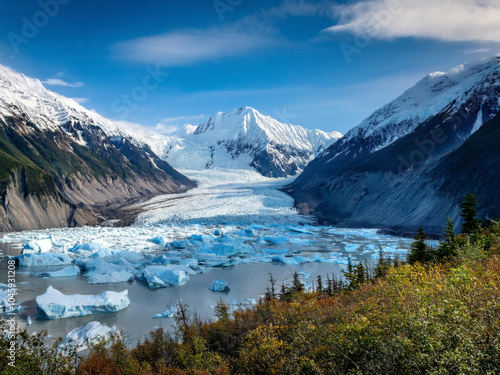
[23,238,53,253]
[264,236,289,245]
[209,279,230,292]
[138,266,192,289]
[59,321,118,351]
[87,271,135,284]
[36,286,130,319]
[40,266,81,278]
[149,236,167,247]
[16,253,73,267]
[0,290,25,313]
[152,305,178,319]
[271,255,299,265]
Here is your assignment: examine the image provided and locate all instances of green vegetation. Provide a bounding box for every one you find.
[1,195,500,374]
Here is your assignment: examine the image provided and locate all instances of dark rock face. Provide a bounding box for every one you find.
[285,60,500,234]
[0,115,196,232]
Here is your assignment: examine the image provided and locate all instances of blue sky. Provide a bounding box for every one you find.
[1,0,500,134]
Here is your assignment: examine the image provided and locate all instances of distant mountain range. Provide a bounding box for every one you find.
[285,54,500,234]
[0,64,195,232]
[144,106,342,178]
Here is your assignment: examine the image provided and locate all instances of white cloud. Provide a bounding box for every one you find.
[113,27,278,66]
[184,124,199,135]
[71,97,89,104]
[159,115,205,124]
[43,77,84,88]
[325,0,500,43]
[154,123,179,134]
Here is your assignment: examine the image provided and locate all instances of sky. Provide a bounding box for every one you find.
[1,0,500,135]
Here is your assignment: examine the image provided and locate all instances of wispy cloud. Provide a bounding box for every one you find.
[155,114,205,135]
[325,0,500,43]
[71,97,89,104]
[112,26,279,66]
[461,48,492,54]
[43,73,84,88]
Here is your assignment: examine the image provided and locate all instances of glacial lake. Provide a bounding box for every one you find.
[0,169,413,344]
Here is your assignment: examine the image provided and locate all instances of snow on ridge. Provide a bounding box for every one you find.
[343,54,500,146]
[0,64,143,146]
[195,106,341,152]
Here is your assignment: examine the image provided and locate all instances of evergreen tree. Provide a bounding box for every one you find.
[408,226,431,264]
[316,274,323,294]
[461,193,482,236]
[437,218,458,260]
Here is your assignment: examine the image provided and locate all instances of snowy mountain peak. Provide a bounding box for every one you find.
[0,64,133,143]
[154,107,342,178]
[336,53,500,153]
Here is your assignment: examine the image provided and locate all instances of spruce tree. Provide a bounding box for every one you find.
[408,226,431,264]
[437,218,458,260]
[460,193,482,236]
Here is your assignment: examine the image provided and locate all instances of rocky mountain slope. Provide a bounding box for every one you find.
[148,107,342,178]
[0,64,195,232]
[285,54,500,234]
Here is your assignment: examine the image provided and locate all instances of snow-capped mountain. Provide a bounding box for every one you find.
[150,107,342,178]
[0,64,195,232]
[286,54,500,233]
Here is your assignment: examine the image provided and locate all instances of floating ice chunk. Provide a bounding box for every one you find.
[69,241,112,254]
[36,286,130,319]
[213,243,237,257]
[178,258,198,267]
[209,279,230,292]
[0,290,25,313]
[272,255,299,265]
[90,249,119,258]
[87,271,135,284]
[264,236,289,245]
[288,227,313,235]
[312,254,337,263]
[171,240,189,249]
[16,253,73,267]
[189,234,204,242]
[23,238,53,253]
[41,266,81,278]
[138,266,191,289]
[152,305,178,319]
[344,244,360,252]
[59,321,118,351]
[150,236,166,247]
[294,256,313,264]
[198,242,213,253]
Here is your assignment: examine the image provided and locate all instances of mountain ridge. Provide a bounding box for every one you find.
[285,54,500,233]
[147,106,342,178]
[0,64,196,232]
